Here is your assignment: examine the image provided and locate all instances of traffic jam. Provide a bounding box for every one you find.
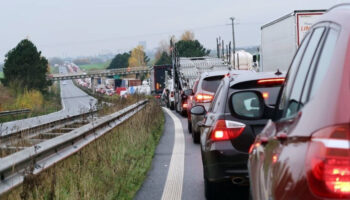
[156,5,350,200]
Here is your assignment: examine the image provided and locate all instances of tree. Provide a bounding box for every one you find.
[108,52,130,69]
[176,40,210,57]
[180,30,195,41]
[1,39,51,92]
[128,45,149,67]
[155,52,171,65]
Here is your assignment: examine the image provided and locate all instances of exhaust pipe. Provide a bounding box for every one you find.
[231,177,248,185]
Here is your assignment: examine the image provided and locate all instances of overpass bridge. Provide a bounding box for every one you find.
[47,66,151,81]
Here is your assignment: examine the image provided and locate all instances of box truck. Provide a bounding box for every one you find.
[261,10,325,72]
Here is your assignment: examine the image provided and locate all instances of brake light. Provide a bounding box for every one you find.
[182,103,188,109]
[257,78,285,85]
[262,92,269,99]
[195,93,214,103]
[306,124,350,198]
[210,120,245,141]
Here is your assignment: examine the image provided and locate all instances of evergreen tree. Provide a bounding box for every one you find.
[1,39,51,92]
[108,52,130,69]
[155,52,171,65]
[176,40,210,57]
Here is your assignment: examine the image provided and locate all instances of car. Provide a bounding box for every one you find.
[189,71,231,143]
[246,4,350,200]
[186,80,199,133]
[190,70,253,143]
[192,72,285,199]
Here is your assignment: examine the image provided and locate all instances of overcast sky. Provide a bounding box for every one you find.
[0,0,349,61]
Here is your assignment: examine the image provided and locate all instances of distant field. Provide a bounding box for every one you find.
[79,61,110,71]
[0,72,3,79]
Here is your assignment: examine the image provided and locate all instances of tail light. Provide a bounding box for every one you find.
[306,124,350,198]
[195,93,214,103]
[257,78,285,86]
[182,103,188,109]
[170,92,174,97]
[210,120,245,141]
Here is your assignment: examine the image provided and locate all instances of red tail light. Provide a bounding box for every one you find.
[195,93,214,103]
[210,120,245,141]
[306,124,350,198]
[182,103,188,109]
[257,78,285,85]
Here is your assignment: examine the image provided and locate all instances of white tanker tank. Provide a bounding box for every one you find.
[231,50,253,70]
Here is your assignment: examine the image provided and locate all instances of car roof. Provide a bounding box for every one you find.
[316,3,350,30]
[229,71,286,87]
[200,69,255,79]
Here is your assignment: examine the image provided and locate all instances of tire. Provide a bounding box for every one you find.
[192,129,200,144]
[188,121,192,133]
[204,178,217,200]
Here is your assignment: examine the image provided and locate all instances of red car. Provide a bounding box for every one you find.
[232,4,350,200]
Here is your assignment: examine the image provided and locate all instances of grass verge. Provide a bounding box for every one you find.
[0,82,62,123]
[79,62,110,71]
[2,98,164,200]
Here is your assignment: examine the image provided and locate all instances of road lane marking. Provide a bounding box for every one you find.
[161,108,185,200]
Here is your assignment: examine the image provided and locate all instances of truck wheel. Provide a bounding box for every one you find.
[188,120,192,133]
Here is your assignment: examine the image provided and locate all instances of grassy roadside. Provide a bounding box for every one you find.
[0,72,3,79]
[79,62,110,71]
[0,82,62,123]
[2,98,164,200]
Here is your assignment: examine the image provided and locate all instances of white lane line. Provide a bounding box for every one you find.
[161,108,185,200]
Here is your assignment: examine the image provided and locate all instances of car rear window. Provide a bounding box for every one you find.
[201,75,224,93]
[256,86,281,106]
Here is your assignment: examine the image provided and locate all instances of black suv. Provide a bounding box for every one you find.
[191,71,285,199]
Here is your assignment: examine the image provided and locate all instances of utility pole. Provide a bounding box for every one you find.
[230,17,236,69]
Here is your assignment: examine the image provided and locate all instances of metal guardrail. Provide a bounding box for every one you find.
[0,109,98,141]
[0,100,148,195]
[0,109,31,117]
[47,66,151,81]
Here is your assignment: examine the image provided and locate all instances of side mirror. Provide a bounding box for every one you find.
[191,105,206,116]
[231,91,264,119]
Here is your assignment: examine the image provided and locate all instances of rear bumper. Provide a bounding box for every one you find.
[202,141,249,182]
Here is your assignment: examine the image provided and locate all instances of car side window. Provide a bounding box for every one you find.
[282,27,326,118]
[308,28,339,99]
[277,33,311,117]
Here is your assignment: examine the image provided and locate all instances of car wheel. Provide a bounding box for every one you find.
[204,178,217,200]
[192,129,200,144]
[188,121,192,133]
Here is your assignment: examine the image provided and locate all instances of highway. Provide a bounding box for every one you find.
[0,66,97,136]
[135,108,249,200]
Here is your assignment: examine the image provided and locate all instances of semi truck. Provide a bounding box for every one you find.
[261,10,325,72]
[150,65,172,98]
[172,56,231,114]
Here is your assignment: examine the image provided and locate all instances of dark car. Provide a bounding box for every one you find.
[190,70,254,143]
[246,4,350,200]
[192,72,285,199]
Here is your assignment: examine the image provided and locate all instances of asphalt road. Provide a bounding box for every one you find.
[0,66,97,136]
[135,107,250,200]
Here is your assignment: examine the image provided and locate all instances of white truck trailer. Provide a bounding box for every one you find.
[261,10,325,72]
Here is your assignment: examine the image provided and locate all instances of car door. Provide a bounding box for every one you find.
[261,26,329,200]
